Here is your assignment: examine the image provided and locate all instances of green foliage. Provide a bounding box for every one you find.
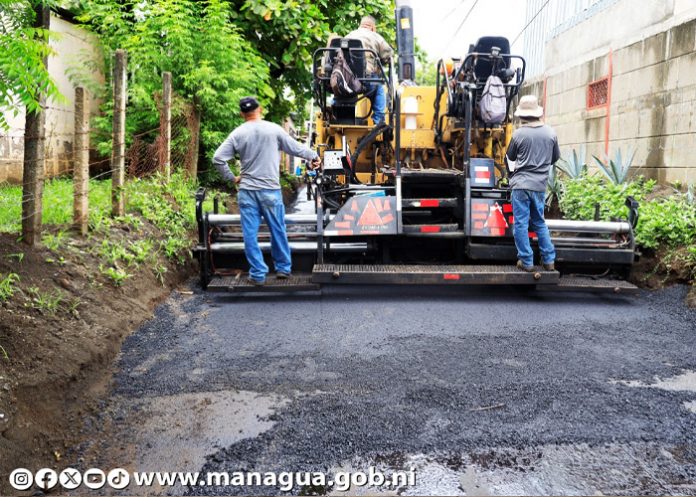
[100,265,131,286]
[560,175,696,251]
[546,164,562,207]
[557,147,587,179]
[26,286,63,313]
[634,195,696,249]
[80,0,273,163]
[0,273,20,302]
[592,148,636,185]
[153,263,168,286]
[560,175,655,222]
[6,252,25,263]
[0,0,63,129]
[42,230,68,252]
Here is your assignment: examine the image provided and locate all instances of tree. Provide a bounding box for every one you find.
[0,0,62,129]
[80,0,273,168]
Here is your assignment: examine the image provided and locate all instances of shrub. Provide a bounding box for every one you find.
[560,175,655,222]
[635,195,696,249]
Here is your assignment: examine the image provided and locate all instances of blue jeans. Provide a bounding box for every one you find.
[365,78,386,124]
[511,189,556,267]
[238,189,292,282]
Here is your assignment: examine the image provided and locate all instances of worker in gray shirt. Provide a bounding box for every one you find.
[213,97,321,285]
[505,95,560,272]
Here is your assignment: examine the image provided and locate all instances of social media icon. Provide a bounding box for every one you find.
[59,468,82,490]
[35,468,58,490]
[107,468,130,489]
[9,468,33,491]
[83,468,106,490]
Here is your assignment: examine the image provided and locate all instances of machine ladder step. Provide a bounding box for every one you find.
[312,264,559,285]
[207,274,320,293]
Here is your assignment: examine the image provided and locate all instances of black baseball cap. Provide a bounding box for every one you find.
[239,96,260,113]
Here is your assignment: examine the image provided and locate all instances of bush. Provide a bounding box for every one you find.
[560,174,655,222]
[559,174,696,251]
[635,195,696,249]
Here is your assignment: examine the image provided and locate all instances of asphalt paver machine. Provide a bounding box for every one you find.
[194,3,639,295]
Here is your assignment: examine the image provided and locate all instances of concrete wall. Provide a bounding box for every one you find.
[523,0,696,184]
[0,14,103,184]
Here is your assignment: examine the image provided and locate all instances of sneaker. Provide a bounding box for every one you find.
[516,260,534,272]
[542,262,555,271]
[246,277,265,286]
[276,272,291,280]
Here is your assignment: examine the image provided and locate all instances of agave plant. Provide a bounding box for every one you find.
[557,146,587,179]
[592,147,637,185]
[546,164,563,207]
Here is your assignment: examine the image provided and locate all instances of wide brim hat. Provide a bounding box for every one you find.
[514,95,544,119]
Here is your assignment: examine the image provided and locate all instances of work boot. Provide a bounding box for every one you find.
[246,277,265,286]
[276,272,291,280]
[542,262,555,271]
[516,260,534,272]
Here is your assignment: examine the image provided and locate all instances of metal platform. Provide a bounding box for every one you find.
[541,276,640,294]
[207,274,320,293]
[312,264,560,285]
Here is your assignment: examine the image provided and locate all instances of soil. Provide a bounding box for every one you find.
[0,183,300,493]
[0,221,194,494]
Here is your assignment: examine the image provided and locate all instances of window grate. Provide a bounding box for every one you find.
[587,78,609,109]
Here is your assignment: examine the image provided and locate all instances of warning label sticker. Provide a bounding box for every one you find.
[326,196,398,236]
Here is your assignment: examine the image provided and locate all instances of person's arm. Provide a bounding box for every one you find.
[505,136,518,174]
[551,136,561,164]
[212,132,238,184]
[377,34,393,64]
[277,129,319,162]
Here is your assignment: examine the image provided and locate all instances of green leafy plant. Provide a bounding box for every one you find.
[592,148,637,185]
[153,264,168,286]
[42,230,68,251]
[100,265,131,286]
[0,273,20,302]
[0,1,63,129]
[0,344,8,360]
[6,252,24,263]
[634,194,696,249]
[557,146,587,179]
[26,287,63,313]
[546,164,563,207]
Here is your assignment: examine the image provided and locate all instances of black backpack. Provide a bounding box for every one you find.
[330,49,363,98]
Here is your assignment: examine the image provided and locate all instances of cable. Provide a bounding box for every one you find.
[511,0,551,49]
[441,0,480,56]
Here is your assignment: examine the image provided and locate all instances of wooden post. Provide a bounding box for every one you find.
[73,87,89,235]
[186,98,201,178]
[21,2,50,246]
[111,49,127,216]
[160,71,172,179]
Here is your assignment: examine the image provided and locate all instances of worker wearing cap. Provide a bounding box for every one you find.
[347,15,393,125]
[213,97,321,285]
[505,95,559,272]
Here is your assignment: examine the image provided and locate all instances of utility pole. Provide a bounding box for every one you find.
[160,71,171,179]
[21,1,50,246]
[73,87,89,235]
[111,49,127,216]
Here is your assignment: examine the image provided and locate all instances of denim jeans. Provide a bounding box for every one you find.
[365,77,386,124]
[511,189,556,267]
[238,189,292,282]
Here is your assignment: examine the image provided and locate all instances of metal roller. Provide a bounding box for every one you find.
[210,242,368,254]
[546,219,631,234]
[207,214,318,226]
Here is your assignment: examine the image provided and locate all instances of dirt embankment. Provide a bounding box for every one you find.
[0,222,193,493]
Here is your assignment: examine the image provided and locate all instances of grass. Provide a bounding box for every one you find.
[26,287,63,313]
[0,273,20,302]
[0,174,221,279]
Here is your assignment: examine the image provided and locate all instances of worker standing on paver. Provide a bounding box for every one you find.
[505,95,560,272]
[213,97,321,286]
[347,15,393,125]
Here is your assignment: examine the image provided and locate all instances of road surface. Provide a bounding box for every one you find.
[85,278,696,495]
